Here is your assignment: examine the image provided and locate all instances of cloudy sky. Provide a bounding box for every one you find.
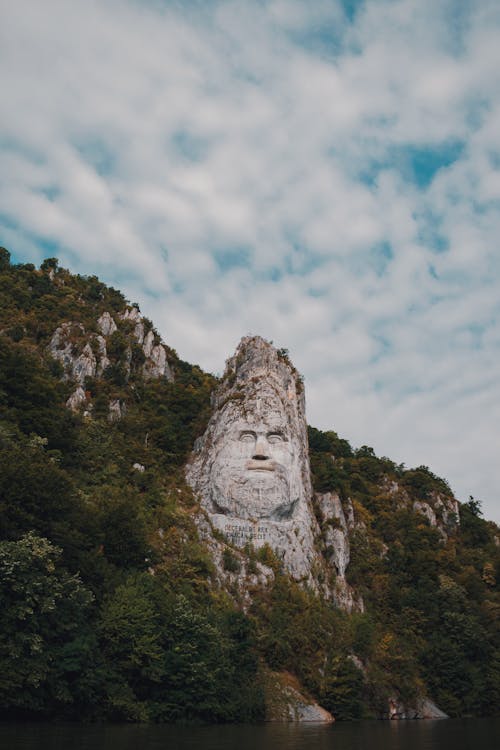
[1,0,499,522]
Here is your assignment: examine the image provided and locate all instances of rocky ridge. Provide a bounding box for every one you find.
[383,478,460,540]
[48,306,173,416]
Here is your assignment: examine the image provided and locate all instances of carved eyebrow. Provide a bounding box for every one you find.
[267,430,286,440]
[239,430,256,439]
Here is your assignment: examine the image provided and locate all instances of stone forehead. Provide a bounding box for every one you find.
[218,385,299,425]
[217,411,291,434]
[202,336,307,444]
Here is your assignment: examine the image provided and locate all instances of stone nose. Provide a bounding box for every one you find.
[253,435,270,460]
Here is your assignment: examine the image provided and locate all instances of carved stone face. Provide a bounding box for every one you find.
[208,398,302,520]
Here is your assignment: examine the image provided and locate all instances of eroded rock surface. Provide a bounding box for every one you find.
[97,311,117,337]
[120,309,173,381]
[316,491,362,612]
[387,696,448,720]
[384,478,459,539]
[49,323,98,385]
[264,671,334,723]
[48,309,174,413]
[66,386,87,412]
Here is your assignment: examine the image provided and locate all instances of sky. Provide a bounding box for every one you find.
[1,0,499,522]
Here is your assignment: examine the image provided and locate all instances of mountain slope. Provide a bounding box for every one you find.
[0,246,498,722]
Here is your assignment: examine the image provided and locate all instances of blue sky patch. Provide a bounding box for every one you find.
[417,210,449,254]
[172,130,210,162]
[289,25,343,59]
[341,0,365,23]
[400,142,465,188]
[260,266,283,283]
[213,246,251,272]
[75,138,115,177]
[369,242,393,276]
[360,141,465,189]
[36,185,60,201]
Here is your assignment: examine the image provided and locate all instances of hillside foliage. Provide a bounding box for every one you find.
[0,247,498,722]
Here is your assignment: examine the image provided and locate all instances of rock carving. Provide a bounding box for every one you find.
[187,335,365,611]
[187,336,319,584]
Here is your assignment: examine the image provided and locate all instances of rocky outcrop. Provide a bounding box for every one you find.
[317,491,351,577]
[97,311,117,337]
[108,399,126,422]
[72,343,96,385]
[48,309,174,413]
[264,671,334,723]
[187,336,323,587]
[49,323,98,385]
[412,494,459,537]
[143,335,172,380]
[120,308,173,381]
[186,336,369,609]
[384,479,459,540]
[95,335,110,376]
[413,500,437,527]
[66,386,87,412]
[387,696,448,720]
[316,491,363,612]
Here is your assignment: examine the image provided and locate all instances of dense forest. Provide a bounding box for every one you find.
[0,247,499,722]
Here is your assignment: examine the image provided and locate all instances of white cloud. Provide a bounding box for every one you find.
[1,0,499,521]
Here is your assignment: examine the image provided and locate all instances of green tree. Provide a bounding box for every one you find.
[320,656,364,719]
[98,574,164,720]
[0,533,94,714]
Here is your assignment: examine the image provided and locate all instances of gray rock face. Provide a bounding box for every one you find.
[187,336,321,585]
[316,491,362,612]
[413,500,437,527]
[143,329,155,358]
[120,308,174,381]
[385,479,459,540]
[97,311,117,337]
[284,695,334,723]
[66,386,87,412]
[143,340,173,380]
[387,696,448,720]
[317,491,350,577]
[72,343,97,385]
[410,492,460,539]
[96,335,110,376]
[134,320,145,345]
[49,323,97,385]
[109,399,126,421]
[121,306,141,323]
[264,670,334,723]
[49,309,174,400]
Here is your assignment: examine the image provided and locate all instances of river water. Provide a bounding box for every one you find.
[1,719,499,750]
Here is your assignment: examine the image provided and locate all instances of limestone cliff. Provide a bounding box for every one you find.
[382,477,460,540]
[315,491,360,612]
[187,336,322,588]
[187,335,364,611]
[48,306,173,417]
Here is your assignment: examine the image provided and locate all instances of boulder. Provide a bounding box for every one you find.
[264,671,334,723]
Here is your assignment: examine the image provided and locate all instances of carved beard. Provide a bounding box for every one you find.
[210,460,297,520]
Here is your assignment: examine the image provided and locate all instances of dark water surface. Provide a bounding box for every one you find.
[1,719,499,750]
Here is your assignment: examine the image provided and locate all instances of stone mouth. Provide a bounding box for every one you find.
[246,459,275,472]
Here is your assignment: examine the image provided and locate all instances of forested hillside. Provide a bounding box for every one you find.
[0,247,498,722]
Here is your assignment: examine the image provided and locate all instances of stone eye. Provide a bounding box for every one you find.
[267,433,283,444]
[239,432,255,443]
